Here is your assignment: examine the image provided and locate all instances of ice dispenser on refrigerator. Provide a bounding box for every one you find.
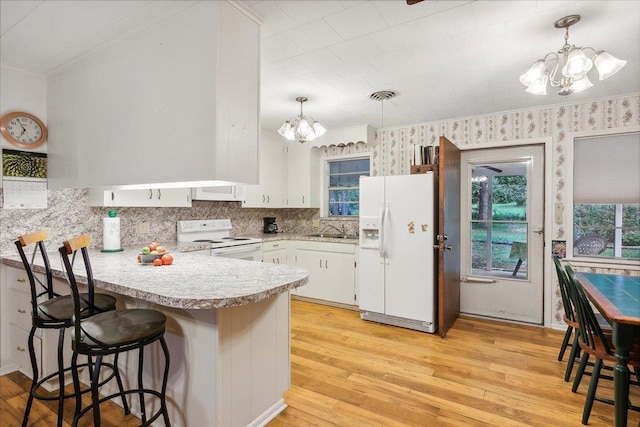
[359,216,380,249]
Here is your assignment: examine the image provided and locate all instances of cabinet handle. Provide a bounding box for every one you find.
[325,260,328,268]
[262,195,266,203]
[18,308,26,314]
[302,195,305,204]
[17,278,26,283]
[149,189,153,199]
[273,244,279,248]
[319,259,322,268]
[16,345,26,352]
[157,189,161,200]
[111,191,115,201]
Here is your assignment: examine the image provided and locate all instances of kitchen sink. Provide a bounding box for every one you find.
[306,233,359,240]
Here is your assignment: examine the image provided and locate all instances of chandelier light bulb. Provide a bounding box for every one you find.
[525,73,549,95]
[562,48,593,79]
[520,60,547,86]
[593,51,627,80]
[570,75,594,93]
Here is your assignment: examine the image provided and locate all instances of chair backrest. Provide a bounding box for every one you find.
[573,235,608,256]
[552,255,575,322]
[15,230,56,320]
[564,264,612,355]
[58,235,98,344]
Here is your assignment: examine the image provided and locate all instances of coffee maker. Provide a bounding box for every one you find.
[263,217,278,234]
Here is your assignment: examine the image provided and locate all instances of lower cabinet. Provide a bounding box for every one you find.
[2,265,73,390]
[262,241,288,264]
[291,241,356,306]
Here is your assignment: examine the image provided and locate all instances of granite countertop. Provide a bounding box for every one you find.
[0,246,308,310]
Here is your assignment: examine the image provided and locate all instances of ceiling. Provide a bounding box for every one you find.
[2,0,639,134]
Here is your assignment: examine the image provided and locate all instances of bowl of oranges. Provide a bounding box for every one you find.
[137,241,173,266]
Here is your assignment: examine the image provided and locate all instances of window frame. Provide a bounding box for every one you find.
[566,126,640,266]
[321,153,371,218]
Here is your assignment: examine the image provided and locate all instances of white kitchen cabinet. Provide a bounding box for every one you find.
[286,143,320,208]
[291,241,356,306]
[88,188,192,207]
[1,265,71,390]
[243,132,286,208]
[262,241,288,264]
[47,1,261,189]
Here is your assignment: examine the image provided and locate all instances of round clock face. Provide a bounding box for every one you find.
[0,112,47,149]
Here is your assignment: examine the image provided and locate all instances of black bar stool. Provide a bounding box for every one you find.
[59,235,171,427]
[15,230,122,427]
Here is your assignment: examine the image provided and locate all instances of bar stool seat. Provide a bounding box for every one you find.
[59,235,171,427]
[15,230,122,427]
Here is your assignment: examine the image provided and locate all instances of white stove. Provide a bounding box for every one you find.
[177,219,262,261]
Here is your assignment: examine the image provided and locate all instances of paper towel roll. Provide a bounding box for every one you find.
[103,216,121,250]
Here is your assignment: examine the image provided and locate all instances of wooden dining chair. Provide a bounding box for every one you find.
[565,264,640,425]
[552,255,581,380]
[552,256,612,382]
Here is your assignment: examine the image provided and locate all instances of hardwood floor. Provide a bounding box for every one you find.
[2,300,638,426]
[270,300,640,427]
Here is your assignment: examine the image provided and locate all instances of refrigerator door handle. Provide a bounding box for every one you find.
[383,203,390,259]
[378,206,385,258]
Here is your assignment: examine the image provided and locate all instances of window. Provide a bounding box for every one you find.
[327,157,370,216]
[572,132,640,260]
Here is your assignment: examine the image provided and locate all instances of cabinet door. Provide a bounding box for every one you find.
[293,249,324,299]
[286,143,319,208]
[88,188,191,207]
[152,189,192,207]
[243,133,284,208]
[323,251,356,305]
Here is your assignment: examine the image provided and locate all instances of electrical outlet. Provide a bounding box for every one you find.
[137,223,150,234]
[301,219,307,226]
[312,219,320,227]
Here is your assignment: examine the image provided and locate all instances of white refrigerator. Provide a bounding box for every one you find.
[358,173,437,333]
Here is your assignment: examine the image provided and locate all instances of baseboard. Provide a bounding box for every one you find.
[248,399,287,427]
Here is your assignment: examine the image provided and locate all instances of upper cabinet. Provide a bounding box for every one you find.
[243,130,286,208]
[88,188,192,207]
[286,143,320,208]
[46,2,261,189]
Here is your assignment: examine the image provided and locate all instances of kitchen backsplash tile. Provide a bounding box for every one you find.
[0,187,360,254]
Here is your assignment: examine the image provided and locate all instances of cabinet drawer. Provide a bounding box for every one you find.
[262,241,286,251]
[294,241,355,254]
[7,268,31,291]
[8,324,41,378]
[7,287,34,333]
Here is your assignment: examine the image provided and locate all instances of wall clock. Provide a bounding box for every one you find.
[0,111,48,149]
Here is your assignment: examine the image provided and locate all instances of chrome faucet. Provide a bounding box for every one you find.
[321,223,346,237]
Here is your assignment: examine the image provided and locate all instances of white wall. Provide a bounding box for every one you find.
[0,65,48,190]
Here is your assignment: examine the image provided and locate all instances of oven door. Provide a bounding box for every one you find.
[210,243,262,261]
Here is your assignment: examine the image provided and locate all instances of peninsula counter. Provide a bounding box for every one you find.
[0,246,309,427]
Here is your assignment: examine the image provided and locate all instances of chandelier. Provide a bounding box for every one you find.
[519,15,626,96]
[277,97,326,143]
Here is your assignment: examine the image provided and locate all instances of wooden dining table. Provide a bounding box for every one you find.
[576,272,640,427]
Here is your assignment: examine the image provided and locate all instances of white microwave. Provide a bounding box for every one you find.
[192,185,245,201]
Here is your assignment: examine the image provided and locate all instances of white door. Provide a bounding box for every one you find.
[460,145,544,324]
[384,174,435,323]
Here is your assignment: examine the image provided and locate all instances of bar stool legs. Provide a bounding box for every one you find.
[70,338,171,427]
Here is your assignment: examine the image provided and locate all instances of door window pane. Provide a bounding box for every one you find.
[470,161,529,278]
